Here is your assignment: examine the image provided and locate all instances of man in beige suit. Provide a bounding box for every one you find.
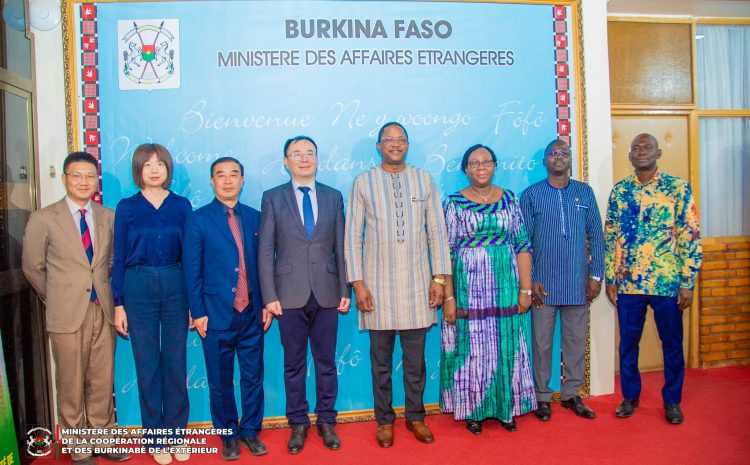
[22,152,129,465]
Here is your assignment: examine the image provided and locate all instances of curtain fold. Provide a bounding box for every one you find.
[696,25,750,237]
[697,25,750,109]
[699,118,750,237]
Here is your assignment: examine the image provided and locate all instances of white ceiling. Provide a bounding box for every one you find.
[607,0,750,18]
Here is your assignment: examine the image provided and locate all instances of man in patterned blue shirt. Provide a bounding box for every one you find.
[520,139,605,421]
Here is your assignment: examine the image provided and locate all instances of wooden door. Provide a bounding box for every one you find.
[611,114,692,372]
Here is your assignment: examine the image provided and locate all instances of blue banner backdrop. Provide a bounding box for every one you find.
[73,0,575,426]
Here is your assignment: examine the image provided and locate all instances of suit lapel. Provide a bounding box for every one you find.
[238,203,259,299]
[311,182,328,240]
[283,182,309,238]
[208,199,236,247]
[91,202,106,265]
[53,199,89,265]
[240,204,257,266]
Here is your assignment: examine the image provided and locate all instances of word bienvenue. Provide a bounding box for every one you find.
[176,99,542,138]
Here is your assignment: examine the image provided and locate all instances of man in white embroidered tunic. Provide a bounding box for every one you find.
[345,122,451,448]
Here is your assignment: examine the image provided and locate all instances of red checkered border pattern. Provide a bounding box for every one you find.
[553,5,571,146]
[554,4,571,383]
[80,3,103,203]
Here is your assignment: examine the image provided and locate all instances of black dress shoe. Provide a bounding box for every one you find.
[317,423,341,450]
[500,420,517,432]
[287,425,309,454]
[222,439,240,460]
[465,420,483,435]
[664,403,684,425]
[561,396,596,419]
[240,436,268,456]
[615,398,639,418]
[534,401,551,421]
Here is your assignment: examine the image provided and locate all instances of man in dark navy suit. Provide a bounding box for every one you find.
[183,157,272,460]
[258,136,349,454]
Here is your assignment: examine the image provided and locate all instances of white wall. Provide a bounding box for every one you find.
[32,24,67,206]
[31,1,616,396]
[608,0,750,17]
[582,0,616,396]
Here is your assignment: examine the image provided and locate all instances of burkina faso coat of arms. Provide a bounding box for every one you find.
[118,19,180,90]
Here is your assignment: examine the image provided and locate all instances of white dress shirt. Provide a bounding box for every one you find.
[291,179,318,224]
[66,196,95,243]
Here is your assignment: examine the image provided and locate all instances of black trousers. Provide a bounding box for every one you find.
[277,294,339,425]
[369,328,428,425]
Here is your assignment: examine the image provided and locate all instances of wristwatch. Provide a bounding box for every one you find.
[432,277,446,286]
[519,289,532,296]
[591,276,602,282]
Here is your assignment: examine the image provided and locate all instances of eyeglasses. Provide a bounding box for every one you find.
[381,137,408,145]
[629,144,656,152]
[287,152,316,160]
[546,150,570,158]
[467,159,496,169]
[65,172,98,183]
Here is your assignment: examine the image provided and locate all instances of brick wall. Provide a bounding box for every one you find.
[699,238,750,367]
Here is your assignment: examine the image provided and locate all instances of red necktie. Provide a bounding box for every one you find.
[227,208,249,312]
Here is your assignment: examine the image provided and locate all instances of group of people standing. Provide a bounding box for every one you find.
[21,122,701,465]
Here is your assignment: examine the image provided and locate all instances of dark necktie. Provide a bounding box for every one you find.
[227,208,249,312]
[79,209,98,303]
[298,186,315,238]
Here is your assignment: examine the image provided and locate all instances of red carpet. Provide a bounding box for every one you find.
[35,366,750,465]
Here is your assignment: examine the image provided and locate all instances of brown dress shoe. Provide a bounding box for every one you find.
[376,424,394,448]
[405,421,434,444]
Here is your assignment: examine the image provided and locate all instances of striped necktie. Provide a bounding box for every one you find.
[79,209,98,304]
[227,208,250,312]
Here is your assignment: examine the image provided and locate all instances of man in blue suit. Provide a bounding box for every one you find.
[183,157,272,460]
[258,136,350,454]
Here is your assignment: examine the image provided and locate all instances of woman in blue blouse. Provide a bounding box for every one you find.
[113,143,193,465]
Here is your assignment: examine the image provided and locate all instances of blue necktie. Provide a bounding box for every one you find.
[298,186,315,238]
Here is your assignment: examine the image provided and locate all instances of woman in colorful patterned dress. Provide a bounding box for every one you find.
[440,144,536,434]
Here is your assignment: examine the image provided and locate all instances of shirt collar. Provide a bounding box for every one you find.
[292,179,316,193]
[65,196,93,215]
[545,178,570,190]
[138,190,171,205]
[219,200,239,215]
[632,169,661,186]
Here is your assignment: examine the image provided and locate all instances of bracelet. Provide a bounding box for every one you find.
[444,296,455,302]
